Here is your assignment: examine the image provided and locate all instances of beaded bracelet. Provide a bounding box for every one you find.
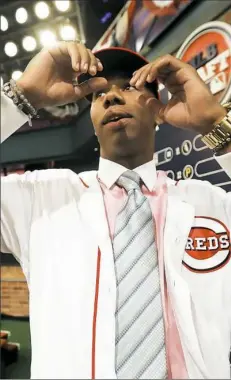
[3,79,39,126]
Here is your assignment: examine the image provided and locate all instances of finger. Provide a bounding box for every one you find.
[157,74,185,96]
[76,43,91,73]
[130,67,143,86]
[135,65,152,89]
[130,64,151,88]
[96,58,103,71]
[58,41,81,72]
[146,54,188,83]
[74,77,108,100]
[164,69,195,87]
[87,50,99,76]
[147,65,171,83]
[157,68,195,95]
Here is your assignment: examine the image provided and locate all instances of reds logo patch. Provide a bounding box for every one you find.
[183,216,230,273]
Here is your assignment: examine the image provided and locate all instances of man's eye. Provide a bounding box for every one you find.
[96,92,106,98]
[124,84,136,91]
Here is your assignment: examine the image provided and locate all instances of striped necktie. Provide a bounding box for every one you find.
[113,170,167,379]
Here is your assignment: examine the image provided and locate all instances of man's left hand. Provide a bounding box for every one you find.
[130,54,226,135]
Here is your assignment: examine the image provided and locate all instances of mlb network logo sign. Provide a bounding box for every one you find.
[176,21,231,105]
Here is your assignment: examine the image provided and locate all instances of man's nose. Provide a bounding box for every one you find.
[103,88,125,108]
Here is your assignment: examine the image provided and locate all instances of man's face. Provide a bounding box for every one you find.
[90,76,157,159]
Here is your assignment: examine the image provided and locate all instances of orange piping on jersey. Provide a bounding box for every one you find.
[79,177,89,188]
[92,248,101,379]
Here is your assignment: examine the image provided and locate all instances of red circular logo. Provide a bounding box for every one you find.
[183,216,230,273]
[176,21,231,104]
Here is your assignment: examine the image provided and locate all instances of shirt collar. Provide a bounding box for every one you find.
[98,157,157,191]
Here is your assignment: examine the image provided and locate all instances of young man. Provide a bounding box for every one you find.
[1,42,231,379]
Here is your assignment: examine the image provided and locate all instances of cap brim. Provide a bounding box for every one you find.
[78,47,158,102]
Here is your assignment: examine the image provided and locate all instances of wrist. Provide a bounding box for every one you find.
[200,105,227,135]
[201,102,231,153]
[16,79,42,110]
[210,106,227,128]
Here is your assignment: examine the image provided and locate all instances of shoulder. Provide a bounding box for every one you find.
[166,177,231,225]
[2,168,99,194]
[1,169,98,210]
[166,177,229,215]
[2,169,98,194]
[167,177,227,199]
[2,168,79,185]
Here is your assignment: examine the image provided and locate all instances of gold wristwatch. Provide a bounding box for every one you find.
[201,102,231,153]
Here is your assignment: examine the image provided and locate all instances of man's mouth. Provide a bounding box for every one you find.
[102,113,133,125]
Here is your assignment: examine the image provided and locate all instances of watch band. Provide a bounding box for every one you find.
[201,102,231,153]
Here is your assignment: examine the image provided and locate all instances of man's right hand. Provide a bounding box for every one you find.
[16,41,108,109]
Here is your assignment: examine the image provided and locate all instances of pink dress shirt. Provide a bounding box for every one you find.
[98,157,188,379]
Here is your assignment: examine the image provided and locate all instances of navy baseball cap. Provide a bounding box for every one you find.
[78,47,159,102]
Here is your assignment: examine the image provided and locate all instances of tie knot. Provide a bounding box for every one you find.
[117,170,141,192]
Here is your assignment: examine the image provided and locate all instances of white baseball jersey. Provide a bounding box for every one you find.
[1,92,231,379]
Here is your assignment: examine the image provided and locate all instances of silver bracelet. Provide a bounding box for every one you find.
[3,79,39,126]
